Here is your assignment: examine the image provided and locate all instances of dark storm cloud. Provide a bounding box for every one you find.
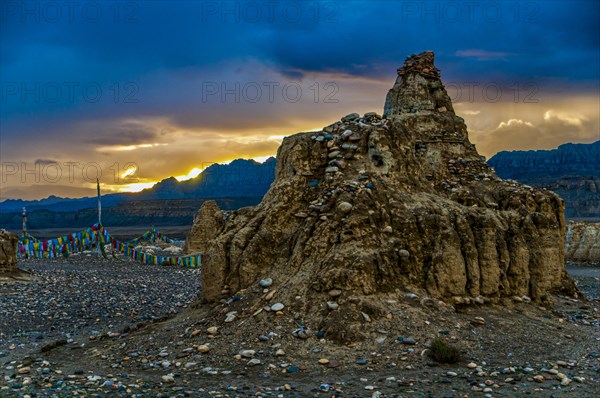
[2,1,597,85]
[0,0,598,199]
[251,1,599,83]
[455,50,513,61]
[1,1,597,107]
[85,122,167,147]
[1,1,597,110]
[34,159,58,165]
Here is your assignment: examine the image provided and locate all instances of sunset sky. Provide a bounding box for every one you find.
[1,0,599,200]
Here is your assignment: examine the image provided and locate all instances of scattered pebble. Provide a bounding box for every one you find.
[337,201,353,214]
[259,278,273,288]
[161,374,175,383]
[207,326,218,335]
[240,350,255,358]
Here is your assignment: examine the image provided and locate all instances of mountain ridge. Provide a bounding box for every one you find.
[488,141,599,180]
[0,157,276,213]
[488,141,599,218]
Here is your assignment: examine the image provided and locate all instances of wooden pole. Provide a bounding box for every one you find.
[22,207,27,233]
[97,179,102,226]
[97,179,102,256]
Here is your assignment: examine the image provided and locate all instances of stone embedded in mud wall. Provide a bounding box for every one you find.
[184,200,224,254]
[566,222,600,264]
[191,51,575,340]
[0,230,19,274]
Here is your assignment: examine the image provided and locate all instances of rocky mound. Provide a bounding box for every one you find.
[189,51,576,343]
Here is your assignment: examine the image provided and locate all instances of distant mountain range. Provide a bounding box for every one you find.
[2,141,598,229]
[0,198,264,230]
[1,158,275,212]
[488,141,599,219]
[0,158,276,228]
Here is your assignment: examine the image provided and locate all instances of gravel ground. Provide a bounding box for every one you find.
[0,256,202,365]
[0,261,598,398]
[566,264,600,301]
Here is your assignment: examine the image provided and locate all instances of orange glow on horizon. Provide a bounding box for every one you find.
[108,154,277,193]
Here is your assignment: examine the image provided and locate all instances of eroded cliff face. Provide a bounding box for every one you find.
[566,222,600,264]
[191,52,575,340]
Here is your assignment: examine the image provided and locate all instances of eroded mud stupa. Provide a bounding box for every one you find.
[188,51,575,339]
[0,230,19,275]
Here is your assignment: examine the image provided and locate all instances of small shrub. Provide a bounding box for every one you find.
[428,338,461,364]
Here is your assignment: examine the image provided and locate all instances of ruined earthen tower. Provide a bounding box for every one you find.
[187,51,574,340]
